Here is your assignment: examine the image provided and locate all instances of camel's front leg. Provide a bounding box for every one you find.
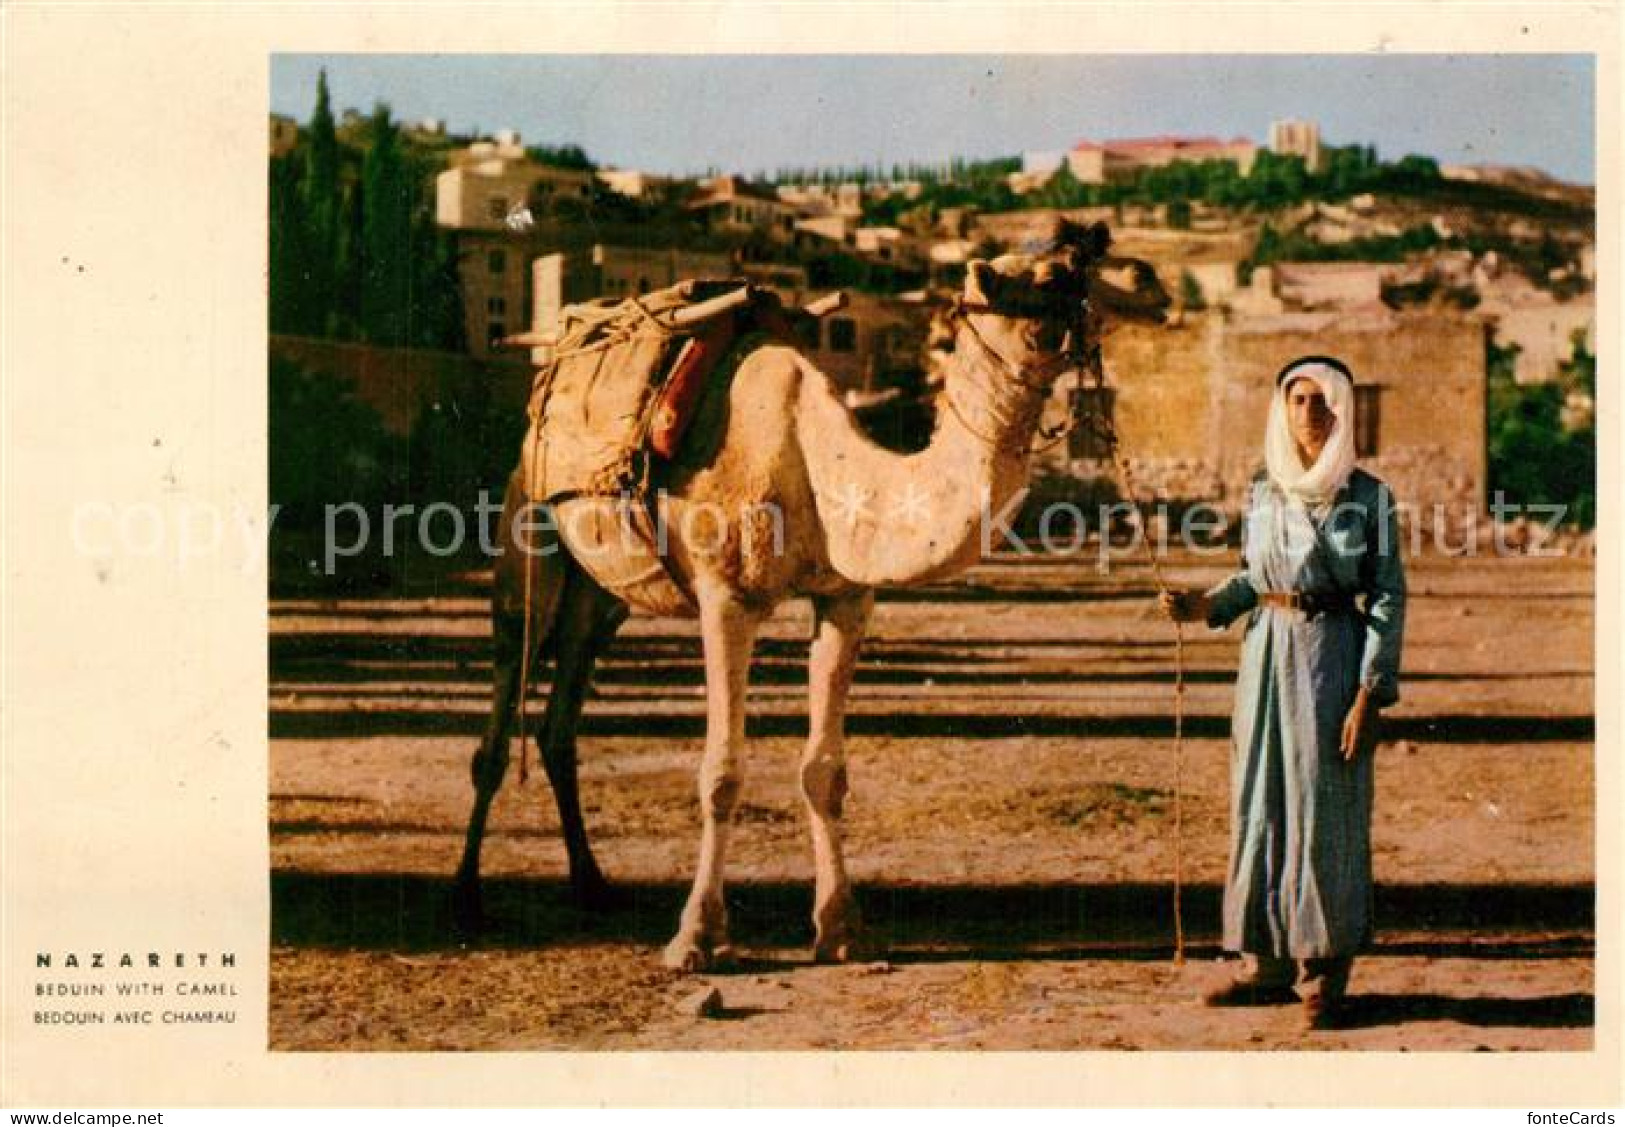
[803,589,873,962]
[663,588,763,971]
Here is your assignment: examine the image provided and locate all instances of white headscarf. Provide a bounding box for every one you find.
[1264,360,1357,505]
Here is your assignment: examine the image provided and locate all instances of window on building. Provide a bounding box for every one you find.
[487,249,506,275]
[794,316,820,351]
[1067,385,1116,461]
[486,296,507,316]
[486,195,509,222]
[487,322,507,348]
[828,317,857,353]
[1354,385,1381,456]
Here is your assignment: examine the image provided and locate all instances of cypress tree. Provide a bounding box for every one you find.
[333,178,364,338]
[268,152,309,333]
[299,69,341,336]
[360,104,413,344]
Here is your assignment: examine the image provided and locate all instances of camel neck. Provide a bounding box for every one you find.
[937,320,1054,460]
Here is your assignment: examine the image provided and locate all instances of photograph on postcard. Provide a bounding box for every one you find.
[185,50,1562,1054]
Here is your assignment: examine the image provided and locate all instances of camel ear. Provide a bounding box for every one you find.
[1053,218,1110,266]
[965,259,1000,303]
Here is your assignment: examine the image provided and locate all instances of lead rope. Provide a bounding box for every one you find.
[952,303,1187,963]
[1081,343,1187,966]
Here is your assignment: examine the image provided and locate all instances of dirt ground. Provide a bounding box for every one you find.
[268,548,1594,1050]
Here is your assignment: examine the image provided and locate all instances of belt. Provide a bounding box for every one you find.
[1257,591,1359,618]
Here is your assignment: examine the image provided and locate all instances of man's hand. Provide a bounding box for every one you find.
[1339,686,1379,761]
[1157,589,1210,624]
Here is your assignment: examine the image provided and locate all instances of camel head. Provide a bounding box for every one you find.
[954,218,1170,390]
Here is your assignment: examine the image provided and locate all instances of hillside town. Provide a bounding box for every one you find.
[268,83,1596,550]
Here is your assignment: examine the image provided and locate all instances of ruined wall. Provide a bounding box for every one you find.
[1045,309,1488,520]
[1217,312,1488,520]
[269,335,533,437]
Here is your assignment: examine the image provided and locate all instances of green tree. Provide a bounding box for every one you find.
[332,177,364,338]
[1031,162,1092,209]
[1487,336,1595,528]
[524,142,594,171]
[409,192,466,351]
[268,153,310,333]
[1178,269,1205,310]
[1385,154,1442,189]
[268,355,405,524]
[360,104,414,344]
[299,70,342,335]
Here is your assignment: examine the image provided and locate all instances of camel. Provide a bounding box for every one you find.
[451,220,1170,969]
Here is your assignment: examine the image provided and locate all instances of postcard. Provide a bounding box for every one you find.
[2,2,1619,1109]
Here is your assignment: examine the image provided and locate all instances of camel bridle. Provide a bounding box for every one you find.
[941,279,1097,455]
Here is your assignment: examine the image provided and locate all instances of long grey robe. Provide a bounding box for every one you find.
[1205,467,1406,959]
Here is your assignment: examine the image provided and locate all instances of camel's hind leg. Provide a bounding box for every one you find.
[452,475,565,932]
[802,589,873,962]
[535,564,628,908]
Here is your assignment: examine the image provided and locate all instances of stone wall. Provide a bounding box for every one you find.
[269,335,533,437]
[1043,309,1489,519]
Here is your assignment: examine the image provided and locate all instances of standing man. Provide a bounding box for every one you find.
[1161,355,1406,1029]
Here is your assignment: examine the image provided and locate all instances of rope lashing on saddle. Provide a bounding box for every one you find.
[1076,341,1189,966]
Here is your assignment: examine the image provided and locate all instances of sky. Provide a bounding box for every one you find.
[270,54,1596,184]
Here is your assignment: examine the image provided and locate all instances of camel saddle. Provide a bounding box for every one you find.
[519,277,773,507]
[517,278,784,615]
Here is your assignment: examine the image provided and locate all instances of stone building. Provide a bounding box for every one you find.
[1487,301,1595,385]
[532,244,735,330]
[1231,263,1392,316]
[527,244,814,354]
[1268,119,1325,173]
[1067,135,1260,184]
[1473,266,1595,384]
[796,292,931,395]
[595,167,674,200]
[793,213,857,250]
[449,234,733,360]
[685,175,799,244]
[448,230,538,358]
[269,113,299,157]
[518,252,921,396]
[435,135,593,232]
[1043,309,1489,527]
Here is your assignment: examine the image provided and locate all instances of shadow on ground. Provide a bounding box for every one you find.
[1333,992,1593,1030]
[271,872,1593,960]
